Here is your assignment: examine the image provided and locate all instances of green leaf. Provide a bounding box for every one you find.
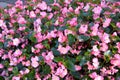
[51,48,60,56]
[42,65,51,75]
[42,39,50,49]
[3,61,9,68]
[64,60,76,72]
[25,69,35,80]
[104,50,112,56]
[28,32,37,43]
[77,56,87,66]
[58,26,68,31]
[54,57,64,62]
[78,35,90,42]
[4,40,9,48]
[68,34,76,46]
[51,38,59,48]
[12,67,19,75]
[39,56,44,61]
[27,5,33,11]
[16,63,24,70]
[104,50,112,63]
[0,76,5,80]
[0,42,3,48]
[70,71,80,79]
[111,47,118,54]
[115,69,120,80]
[92,36,100,41]
[104,27,111,34]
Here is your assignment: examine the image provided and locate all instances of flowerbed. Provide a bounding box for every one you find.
[0,0,120,80]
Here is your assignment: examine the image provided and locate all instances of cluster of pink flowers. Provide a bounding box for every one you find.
[0,0,120,80]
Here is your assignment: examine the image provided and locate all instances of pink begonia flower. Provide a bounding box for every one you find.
[15,0,23,9]
[62,7,68,14]
[0,64,4,68]
[35,32,43,42]
[58,35,67,43]
[68,17,78,27]
[64,29,74,36]
[68,6,74,12]
[45,51,54,61]
[2,54,8,60]
[116,22,120,28]
[94,76,104,80]
[18,26,26,31]
[9,7,16,16]
[92,58,99,69]
[92,6,102,15]
[8,67,13,71]
[55,64,68,78]
[106,70,112,75]
[0,19,4,26]
[35,73,41,80]
[109,66,118,74]
[52,74,60,80]
[70,49,80,55]
[91,45,100,56]
[84,4,90,12]
[89,72,98,79]
[35,18,41,25]
[100,67,107,76]
[35,9,40,14]
[57,45,71,54]
[30,11,36,18]
[31,61,39,68]
[48,13,53,20]
[31,56,39,62]
[19,56,26,62]
[35,43,43,49]
[31,47,35,53]
[58,17,64,23]
[101,0,107,8]
[24,68,30,74]
[18,17,26,24]
[79,24,88,34]
[34,19,42,33]
[75,65,81,71]
[100,43,108,52]
[47,6,52,12]
[37,1,47,10]
[32,0,37,2]
[40,12,47,18]
[25,60,31,66]
[75,7,80,14]
[31,56,39,68]
[43,74,51,80]
[112,32,117,36]
[64,0,72,4]
[101,33,110,43]
[50,30,57,38]
[103,18,111,28]
[13,38,20,46]
[54,20,59,26]
[116,42,120,53]
[91,24,99,36]
[12,76,20,80]
[87,61,94,70]
[21,44,26,49]
[111,54,120,67]
[0,34,2,38]
[13,49,22,57]
[20,70,24,75]
[93,14,100,19]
